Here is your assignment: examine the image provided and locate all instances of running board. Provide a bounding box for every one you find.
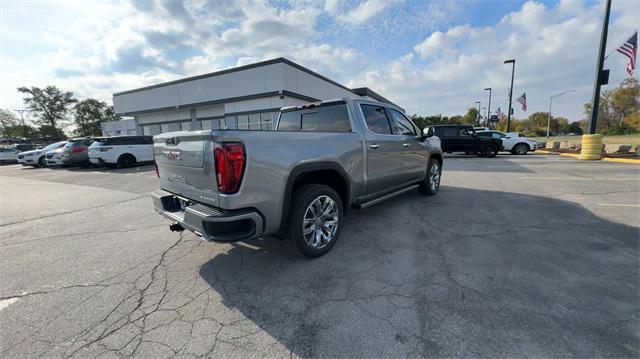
[354,184,419,209]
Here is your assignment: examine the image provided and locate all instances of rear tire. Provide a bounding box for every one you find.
[511,143,529,155]
[419,158,441,196]
[287,184,343,258]
[117,154,136,168]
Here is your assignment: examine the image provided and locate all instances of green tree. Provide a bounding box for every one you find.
[583,78,639,133]
[0,109,19,135]
[463,108,479,125]
[567,121,583,135]
[17,85,76,131]
[73,99,119,136]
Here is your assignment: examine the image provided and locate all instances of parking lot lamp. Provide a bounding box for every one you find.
[484,88,492,125]
[547,90,575,138]
[504,59,516,132]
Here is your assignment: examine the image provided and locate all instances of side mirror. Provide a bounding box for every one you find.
[422,127,435,138]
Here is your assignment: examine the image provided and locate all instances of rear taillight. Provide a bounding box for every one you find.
[214,142,245,194]
[152,150,159,177]
[99,147,113,152]
[72,147,85,153]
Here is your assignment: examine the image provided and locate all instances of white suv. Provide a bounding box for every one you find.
[88,136,154,168]
[476,130,538,155]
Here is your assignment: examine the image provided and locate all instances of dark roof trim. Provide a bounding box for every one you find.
[113,57,357,97]
[117,90,319,116]
[351,87,402,111]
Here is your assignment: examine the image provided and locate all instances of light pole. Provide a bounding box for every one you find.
[547,90,575,138]
[587,0,611,134]
[475,101,481,125]
[484,87,492,125]
[504,59,516,132]
[482,107,487,125]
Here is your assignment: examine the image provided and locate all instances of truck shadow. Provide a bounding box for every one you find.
[198,186,639,357]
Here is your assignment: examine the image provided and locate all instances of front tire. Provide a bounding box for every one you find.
[38,156,46,167]
[288,184,343,258]
[419,158,442,196]
[511,143,529,155]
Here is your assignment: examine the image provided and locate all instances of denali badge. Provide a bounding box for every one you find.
[163,150,182,161]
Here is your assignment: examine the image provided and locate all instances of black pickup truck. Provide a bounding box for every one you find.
[433,125,503,157]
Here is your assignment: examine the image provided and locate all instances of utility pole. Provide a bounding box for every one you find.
[484,87,492,125]
[547,90,575,138]
[475,101,481,126]
[587,0,611,134]
[504,59,516,132]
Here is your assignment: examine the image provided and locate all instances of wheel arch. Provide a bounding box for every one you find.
[279,162,351,234]
[117,153,137,162]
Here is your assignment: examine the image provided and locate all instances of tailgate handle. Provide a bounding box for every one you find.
[369,144,380,149]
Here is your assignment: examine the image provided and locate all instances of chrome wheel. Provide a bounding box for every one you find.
[430,162,441,192]
[302,195,339,249]
[513,143,528,155]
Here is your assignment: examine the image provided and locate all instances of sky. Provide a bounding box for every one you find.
[0,0,638,124]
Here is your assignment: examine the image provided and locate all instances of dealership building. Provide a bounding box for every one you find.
[110,57,398,135]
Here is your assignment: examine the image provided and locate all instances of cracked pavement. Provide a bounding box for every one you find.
[0,155,638,358]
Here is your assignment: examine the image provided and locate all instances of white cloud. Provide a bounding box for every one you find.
[334,0,393,26]
[1,0,637,127]
[350,0,639,121]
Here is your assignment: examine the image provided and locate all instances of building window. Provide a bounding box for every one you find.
[237,115,249,130]
[181,121,192,131]
[260,112,274,130]
[142,124,161,135]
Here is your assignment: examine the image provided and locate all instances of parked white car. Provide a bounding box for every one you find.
[476,130,538,155]
[45,147,66,166]
[0,147,20,163]
[88,135,154,168]
[17,141,67,167]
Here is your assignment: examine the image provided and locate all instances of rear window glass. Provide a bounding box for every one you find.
[94,136,152,145]
[361,105,392,134]
[277,103,351,132]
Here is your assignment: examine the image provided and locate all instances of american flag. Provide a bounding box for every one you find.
[516,93,527,111]
[616,31,637,76]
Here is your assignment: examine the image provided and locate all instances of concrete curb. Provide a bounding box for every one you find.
[537,150,640,164]
[602,157,640,164]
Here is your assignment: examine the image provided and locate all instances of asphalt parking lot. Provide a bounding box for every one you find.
[0,154,638,358]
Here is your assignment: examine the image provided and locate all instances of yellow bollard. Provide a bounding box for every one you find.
[578,134,603,160]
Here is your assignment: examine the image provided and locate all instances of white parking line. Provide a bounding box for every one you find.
[598,203,640,207]
[518,177,639,181]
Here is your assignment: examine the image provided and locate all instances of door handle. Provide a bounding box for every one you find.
[369,144,380,149]
[402,143,410,147]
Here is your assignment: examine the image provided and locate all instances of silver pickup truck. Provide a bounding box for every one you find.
[151,98,443,257]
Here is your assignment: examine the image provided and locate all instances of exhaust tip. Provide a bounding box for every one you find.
[169,223,185,232]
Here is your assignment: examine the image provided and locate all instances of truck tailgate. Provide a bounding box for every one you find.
[153,131,220,207]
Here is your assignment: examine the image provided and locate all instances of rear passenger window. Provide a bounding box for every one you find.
[361,105,392,134]
[278,103,351,132]
[443,128,458,137]
[388,109,417,136]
